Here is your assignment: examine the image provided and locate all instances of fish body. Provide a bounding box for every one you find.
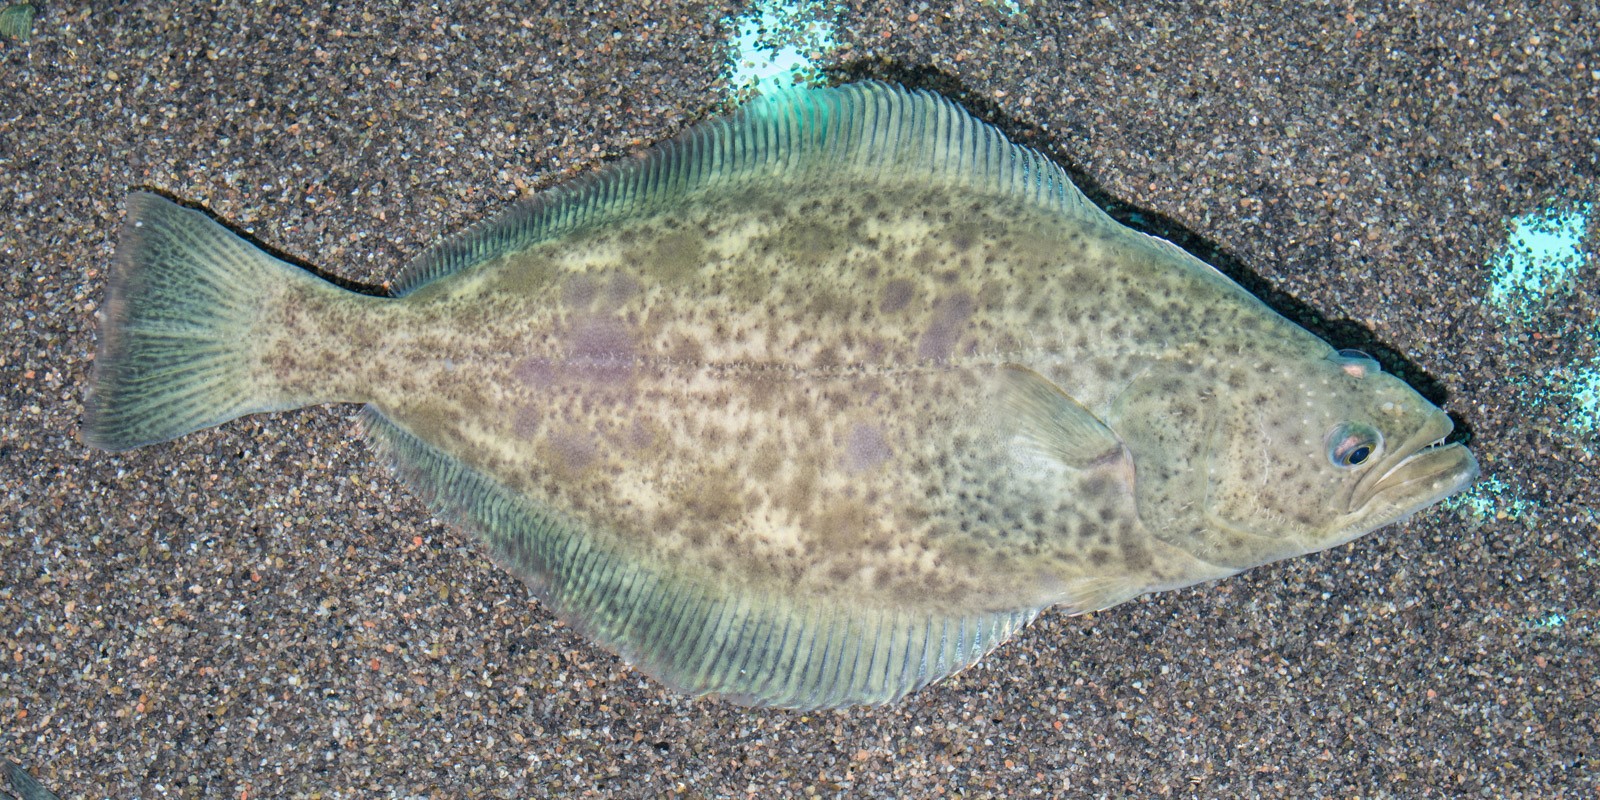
[85,83,1478,708]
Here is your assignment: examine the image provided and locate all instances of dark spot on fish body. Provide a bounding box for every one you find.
[777,465,819,520]
[452,382,495,419]
[725,267,773,306]
[668,335,704,365]
[869,565,905,592]
[976,281,1009,315]
[805,289,849,320]
[650,506,684,540]
[682,470,744,528]
[638,230,706,286]
[975,509,998,531]
[1117,528,1153,571]
[545,427,600,476]
[1027,299,1057,326]
[946,221,984,252]
[512,403,542,440]
[362,361,396,395]
[917,292,977,362]
[568,315,636,361]
[1224,533,1246,557]
[811,345,841,369]
[779,220,847,268]
[603,271,640,308]
[843,423,892,474]
[749,444,784,480]
[814,498,878,551]
[825,562,860,585]
[269,362,321,405]
[1167,402,1198,424]
[698,420,728,450]
[741,373,782,412]
[560,273,601,309]
[487,252,559,298]
[855,375,890,400]
[513,356,558,387]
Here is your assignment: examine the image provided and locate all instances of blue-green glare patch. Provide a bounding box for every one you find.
[1485,204,1592,322]
[1510,609,1597,642]
[1530,612,1567,629]
[724,0,839,97]
[1440,474,1537,524]
[1480,201,1597,445]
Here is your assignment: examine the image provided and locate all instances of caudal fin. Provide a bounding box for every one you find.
[83,193,325,450]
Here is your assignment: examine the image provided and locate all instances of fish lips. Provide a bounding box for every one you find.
[1344,410,1479,529]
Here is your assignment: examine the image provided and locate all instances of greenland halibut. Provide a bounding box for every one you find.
[84,83,1478,709]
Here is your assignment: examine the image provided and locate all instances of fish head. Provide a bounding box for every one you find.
[1125,346,1479,572]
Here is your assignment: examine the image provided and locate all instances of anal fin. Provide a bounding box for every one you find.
[359,406,1041,709]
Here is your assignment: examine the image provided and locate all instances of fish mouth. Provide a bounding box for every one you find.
[1346,410,1479,528]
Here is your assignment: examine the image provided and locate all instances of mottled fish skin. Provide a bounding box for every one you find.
[267,184,1235,613]
[85,83,1479,708]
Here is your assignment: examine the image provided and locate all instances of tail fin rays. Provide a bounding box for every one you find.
[84,193,327,450]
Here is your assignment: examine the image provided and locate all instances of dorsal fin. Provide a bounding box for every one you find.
[392,81,1109,295]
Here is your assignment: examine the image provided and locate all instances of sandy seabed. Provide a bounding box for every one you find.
[2,2,1595,797]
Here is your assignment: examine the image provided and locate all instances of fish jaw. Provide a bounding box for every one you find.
[1334,410,1480,544]
[1194,406,1480,567]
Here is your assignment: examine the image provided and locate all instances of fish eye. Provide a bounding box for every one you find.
[1330,348,1381,378]
[1326,422,1382,469]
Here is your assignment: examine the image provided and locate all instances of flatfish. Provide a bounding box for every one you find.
[84,83,1478,708]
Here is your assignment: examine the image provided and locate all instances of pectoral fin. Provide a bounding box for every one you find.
[995,364,1124,470]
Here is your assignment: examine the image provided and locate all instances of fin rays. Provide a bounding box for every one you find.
[84,194,334,450]
[392,82,1106,296]
[360,406,1040,709]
